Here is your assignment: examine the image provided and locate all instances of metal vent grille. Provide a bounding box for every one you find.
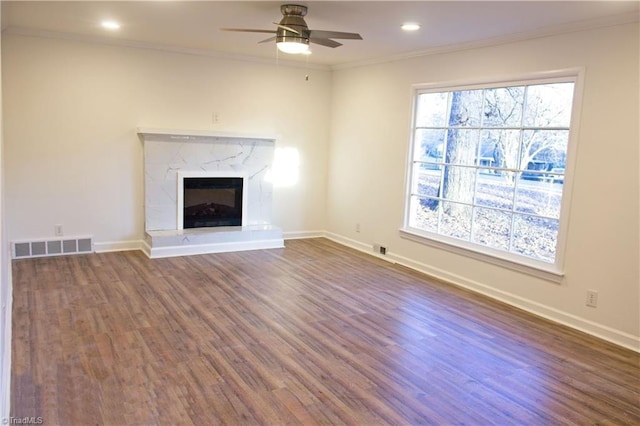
[11,237,93,259]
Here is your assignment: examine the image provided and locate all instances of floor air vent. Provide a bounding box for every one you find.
[12,237,93,259]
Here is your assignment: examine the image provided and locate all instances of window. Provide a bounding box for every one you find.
[403,74,579,276]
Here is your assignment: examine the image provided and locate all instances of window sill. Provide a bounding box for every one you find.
[399,228,564,284]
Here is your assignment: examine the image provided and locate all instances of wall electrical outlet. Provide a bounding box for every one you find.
[54,224,63,236]
[356,223,361,233]
[586,290,598,308]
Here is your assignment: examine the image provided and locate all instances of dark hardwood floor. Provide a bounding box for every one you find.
[10,238,640,425]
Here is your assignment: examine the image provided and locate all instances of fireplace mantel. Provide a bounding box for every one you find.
[137,127,279,143]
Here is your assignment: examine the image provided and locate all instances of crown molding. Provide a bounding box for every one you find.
[2,26,331,71]
[331,11,639,71]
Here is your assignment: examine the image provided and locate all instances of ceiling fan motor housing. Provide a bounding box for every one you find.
[277,4,310,45]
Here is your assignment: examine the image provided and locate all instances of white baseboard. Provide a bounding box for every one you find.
[140,239,151,258]
[94,240,146,253]
[324,232,374,254]
[324,232,640,353]
[283,230,326,240]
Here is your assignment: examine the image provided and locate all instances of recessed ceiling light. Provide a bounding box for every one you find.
[101,21,121,30]
[401,23,421,31]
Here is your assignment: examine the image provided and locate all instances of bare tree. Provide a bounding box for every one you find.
[428,84,569,219]
[488,85,569,181]
[441,91,478,222]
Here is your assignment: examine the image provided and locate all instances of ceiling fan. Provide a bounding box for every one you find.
[220,4,363,54]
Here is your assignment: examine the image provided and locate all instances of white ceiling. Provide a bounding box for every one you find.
[2,1,639,68]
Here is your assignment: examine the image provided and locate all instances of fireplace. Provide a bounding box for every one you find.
[177,172,247,230]
[139,128,283,258]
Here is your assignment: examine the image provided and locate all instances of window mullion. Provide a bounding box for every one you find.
[508,86,529,254]
[470,90,487,244]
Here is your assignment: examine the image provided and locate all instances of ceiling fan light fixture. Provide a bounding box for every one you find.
[401,23,421,31]
[101,20,121,30]
[276,40,309,54]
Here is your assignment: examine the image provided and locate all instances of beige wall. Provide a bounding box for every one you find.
[2,35,331,244]
[327,23,639,349]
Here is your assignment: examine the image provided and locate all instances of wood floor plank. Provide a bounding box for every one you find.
[10,238,640,425]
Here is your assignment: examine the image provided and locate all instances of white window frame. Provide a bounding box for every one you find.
[400,69,584,283]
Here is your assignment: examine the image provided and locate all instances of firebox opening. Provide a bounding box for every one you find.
[183,177,243,229]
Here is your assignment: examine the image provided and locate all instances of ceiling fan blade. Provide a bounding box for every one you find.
[309,38,342,48]
[220,28,277,34]
[309,30,362,40]
[272,22,301,35]
[258,36,277,44]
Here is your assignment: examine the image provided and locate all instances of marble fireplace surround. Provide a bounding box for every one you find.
[138,128,284,258]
